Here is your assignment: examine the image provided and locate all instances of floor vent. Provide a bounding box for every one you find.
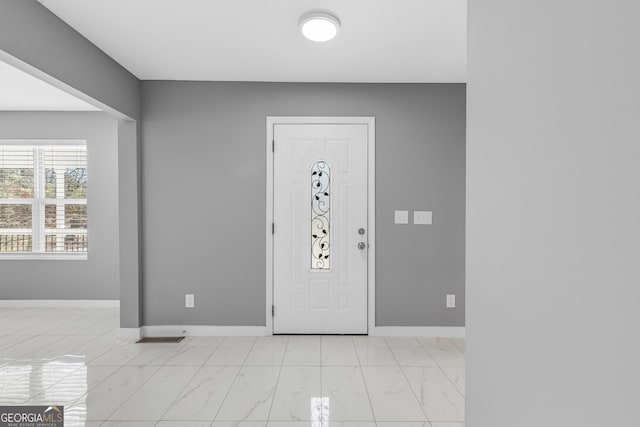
[136,336,185,343]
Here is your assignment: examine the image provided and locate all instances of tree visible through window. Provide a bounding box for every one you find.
[0,142,88,256]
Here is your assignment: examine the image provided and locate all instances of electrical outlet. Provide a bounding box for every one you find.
[185,294,195,308]
[446,294,456,308]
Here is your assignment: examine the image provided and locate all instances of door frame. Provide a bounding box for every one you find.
[266,116,376,335]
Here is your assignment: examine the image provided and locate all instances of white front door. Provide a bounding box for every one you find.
[273,122,369,334]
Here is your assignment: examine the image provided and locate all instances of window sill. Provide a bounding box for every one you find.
[0,253,88,261]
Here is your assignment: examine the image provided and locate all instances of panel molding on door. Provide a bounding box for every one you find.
[266,117,375,335]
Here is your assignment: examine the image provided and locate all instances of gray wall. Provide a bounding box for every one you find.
[0,112,120,300]
[467,0,640,426]
[118,120,142,327]
[0,0,140,120]
[141,82,465,327]
[0,0,143,324]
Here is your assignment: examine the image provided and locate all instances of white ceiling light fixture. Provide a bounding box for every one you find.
[299,11,341,42]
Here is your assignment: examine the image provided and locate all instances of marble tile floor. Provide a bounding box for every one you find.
[0,307,465,427]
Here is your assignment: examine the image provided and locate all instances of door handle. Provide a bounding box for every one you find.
[357,242,366,250]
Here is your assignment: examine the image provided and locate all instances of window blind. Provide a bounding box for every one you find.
[0,142,88,257]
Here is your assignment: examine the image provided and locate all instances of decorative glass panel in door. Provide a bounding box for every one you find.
[311,160,330,269]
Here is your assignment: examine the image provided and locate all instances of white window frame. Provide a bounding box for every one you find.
[0,139,88,260]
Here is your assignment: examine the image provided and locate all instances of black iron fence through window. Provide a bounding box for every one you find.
[0,235,32,252]
[0,234,87,252]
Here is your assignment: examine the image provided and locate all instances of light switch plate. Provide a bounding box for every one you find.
[185,294,195,308]
[414,211,433,225]
[394,210,409,224]
[446,294,456,308]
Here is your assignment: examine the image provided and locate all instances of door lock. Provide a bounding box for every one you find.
[358,228,365,235]
[358,242,366,250]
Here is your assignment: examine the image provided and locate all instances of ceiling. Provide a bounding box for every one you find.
[37,0,466,83]
[0,60,100,111]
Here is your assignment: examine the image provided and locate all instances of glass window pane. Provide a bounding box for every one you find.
[0,204,32,228]
[65,168,87,199]
[65,234,88,252]
[311,160,330,270]
[45,168,56,198]
[0,146,34,198]
[0,234,32,252]
[0,168,34,198]
[45,235,55,252]
[45,234,87,252]
[45,235,59,252]
[65,204,87,229]
[45,204,87,229]
[45,204,57,229]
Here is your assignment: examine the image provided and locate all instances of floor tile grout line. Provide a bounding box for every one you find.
[351,336,378,422]
[16,316,72,336]
[149,335,226,422]
[240,335,259,366]
[0,367,34,392]
[81,334,132,366]
[352,335,366,366]
[415,337,465,400]
[383,336,432,423]
[264,335,289,422]
[385,337,424,366]
[25,360,88,405]
[240,335,257,365]
[1,334,68,361]
[73,316,121,336]
[31,307,110,336]
[155,361,205,422]
[57,306,109,329]
[88,340,149,367]
[54,364,127,411]
[1,309,75,336]
[0,335,35,353]
[210,335,267,422]
[69,330,108,351]
[449,337,465,354]
[127,341,186,366]
[417,336,465,363]
[203,336,251,366]
[49,362,119,409]
[437,366,465,400]
[36,330,108,364]
[201,335,232,366]
[100,364,163,422]
[33,332,101,360]
[180,335,225,367]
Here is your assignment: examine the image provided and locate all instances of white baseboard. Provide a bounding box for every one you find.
[142,325,268,337]
[0,299,120,308]
[372,326,465,337]
[117,328,142,340]
[142,326,463,337]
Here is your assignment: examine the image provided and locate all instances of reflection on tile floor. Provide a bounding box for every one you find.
[0,308,465,426]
